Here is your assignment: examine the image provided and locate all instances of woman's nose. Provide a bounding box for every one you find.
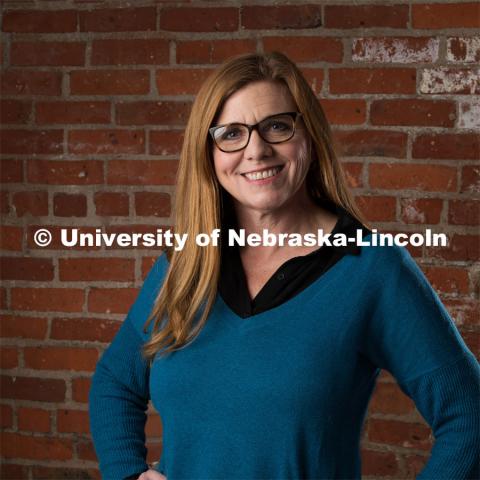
[244,129,272,160]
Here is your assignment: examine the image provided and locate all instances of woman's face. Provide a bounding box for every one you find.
[211,80,312,215]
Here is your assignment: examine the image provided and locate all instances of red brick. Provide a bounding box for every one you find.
[320,99,366,125]
[420,67,480,95]
[2,10,77,33]
[404,454,429,478]
[371,99,455,127]
[92,39,169,65]
[425,234,479,262]
[0,257,53,281]
[461,331,480,358]
[72,377,91,403]
[1,404,13,428]
[51,317,121,343]
[77,438,97,461]
[18,407,51,433]
[142,256,158,279]
[369,164,456,192]
[161,7,238,32]
[32,466,100,480]
[146,442,163,464]
[70,70,149,95]
[1,191,9,214]
[356,195,396,222]
[459,100,480,129]
[330,68,416,94]
[1,159,23,183]
[0,99,31,124]
[447,37,480,63]
[333,130,407,158]
[352,37,439,63]
[27,159,103,185]
[0,287,7,309]
[0,70,62,96]
[79,7,156,32]
[53,193,87,217]
[150,130,184,156]
[24,346,98,372]
[300,68,324,96]
[135,192,171,217]
[1,192,11,215]
[1,432,73,460]
[68,129,145,155]
[176,39,256,64]
[343,162,364,188]
[116,101,191,126]
[1,314,48,339]
[325,5,408,29]
[1,375,66,402]
[88,287,139,314]
[368,418,432,450]
[0,464,29,479]
[0,225,23,251]
[0,129,62,155]
[11,287,84,312]
[413,133,479,160]
[412,3,480,29]
[12,190,48,217]
[156,68,212,95]
[448,200,480,225]
[400,198,443,224]
[461,165,480,194]
[423,266,469,294]
[242,5,321,30]
[11,42,85,66]
[107,160,177,185]
[57,409,90,433]
[444,298,480,327]
[145,413,163,436]
[36,101,110,124]
[59,257,135,282]
[262,37,343,63]
[361,449,399,476]
[94,192,129,216]
[1,347,18,369]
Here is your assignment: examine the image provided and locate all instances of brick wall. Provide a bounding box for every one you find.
[0,1,479,479]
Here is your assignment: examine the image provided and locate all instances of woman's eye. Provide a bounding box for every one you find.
[221,127,242,140]
[264,121,288,131]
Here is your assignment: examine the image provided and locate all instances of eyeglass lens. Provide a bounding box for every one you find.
[213,114,296,152]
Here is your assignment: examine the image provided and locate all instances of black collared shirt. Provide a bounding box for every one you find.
[219,199,372,319]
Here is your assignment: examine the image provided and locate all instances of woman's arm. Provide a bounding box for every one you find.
[360,245,480,479]
[89,253,169,480]
[89,316,150,479]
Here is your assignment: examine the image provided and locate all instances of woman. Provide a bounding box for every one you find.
[89,52,480,480]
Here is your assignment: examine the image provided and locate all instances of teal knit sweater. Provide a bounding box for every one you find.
[89,242,480,479]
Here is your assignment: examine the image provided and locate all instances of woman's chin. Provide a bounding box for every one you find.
[235,195,290,215]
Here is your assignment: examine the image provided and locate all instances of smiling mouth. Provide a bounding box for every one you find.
[241,165,284,181]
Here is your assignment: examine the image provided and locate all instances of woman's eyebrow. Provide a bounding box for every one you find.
[217,112,287,126]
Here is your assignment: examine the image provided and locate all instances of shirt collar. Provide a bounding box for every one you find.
[220,195,369,256]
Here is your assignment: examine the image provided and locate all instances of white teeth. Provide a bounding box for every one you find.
[244,167,281,181]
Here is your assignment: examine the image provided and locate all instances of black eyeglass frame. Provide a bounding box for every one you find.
[208,111,303,153]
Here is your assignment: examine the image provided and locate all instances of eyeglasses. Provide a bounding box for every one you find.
[209,111,302,153]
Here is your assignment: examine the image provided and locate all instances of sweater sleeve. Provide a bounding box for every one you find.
[89,253,169,480]
[360,245,480,479]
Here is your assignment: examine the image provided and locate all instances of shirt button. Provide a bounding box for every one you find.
[277,272,285,280]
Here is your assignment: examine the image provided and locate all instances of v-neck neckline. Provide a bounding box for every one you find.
[215,249,358,331]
